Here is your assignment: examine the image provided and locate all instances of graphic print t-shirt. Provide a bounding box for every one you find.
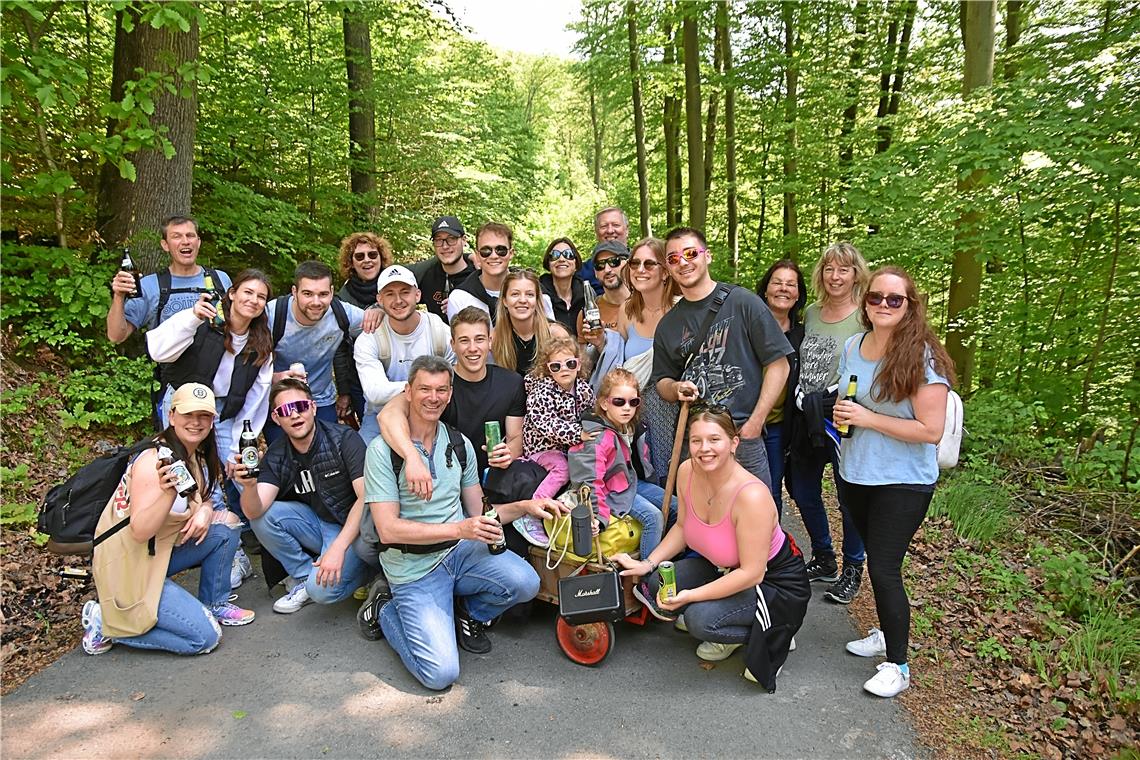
[796,303,863,396]
[651,285,792,426]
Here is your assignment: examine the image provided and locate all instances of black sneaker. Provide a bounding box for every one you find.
[455,599,492,654]
[824,564,863,604]
[632,581,677,622]
[356,576,392,641]
[804,554,840,584]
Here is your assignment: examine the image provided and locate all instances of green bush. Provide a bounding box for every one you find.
[1036,547,1101,621]
[0,244,116,358]
[58,355,153,429]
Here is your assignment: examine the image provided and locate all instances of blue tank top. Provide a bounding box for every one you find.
[624,322,653,359]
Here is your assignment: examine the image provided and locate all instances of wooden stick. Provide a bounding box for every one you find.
[660,401,690,527]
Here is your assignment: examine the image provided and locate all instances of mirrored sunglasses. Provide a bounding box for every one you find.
[547,358,580,373]
[665,247,705,266]
[549,248,576,261]
[273,399,314,418]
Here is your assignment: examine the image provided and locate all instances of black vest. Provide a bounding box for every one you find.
[454,271,498,321]
[161,324,262,421]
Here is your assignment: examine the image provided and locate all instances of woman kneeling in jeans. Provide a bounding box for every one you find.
[613,406,810,691]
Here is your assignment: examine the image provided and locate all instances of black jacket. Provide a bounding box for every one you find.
[159,322,261,421]
[540,272,585,334]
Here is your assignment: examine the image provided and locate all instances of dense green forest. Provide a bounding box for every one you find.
[3,0,1137,487]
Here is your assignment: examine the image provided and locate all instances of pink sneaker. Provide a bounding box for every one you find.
[81,600,113,655]
[210,601,255,626]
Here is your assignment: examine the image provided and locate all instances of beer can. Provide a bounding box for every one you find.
[484,420,502,453]
[658,560,677,601]
[290,362,306,378]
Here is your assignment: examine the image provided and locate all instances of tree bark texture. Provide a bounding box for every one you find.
[946,0,997,390]
[719,0,738,273]
[703,10,724,200]
[875,0,916,155]
[343,7,377,223]
[838,0,868,232]
[590,85,603,189]
[781,0,798,259]
[626,0,651,238]
[96,5,200,262]
[663,13,683,226]
[683,8,706,229]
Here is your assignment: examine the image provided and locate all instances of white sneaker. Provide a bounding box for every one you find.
[696,641,742,661]
[846,627,887,657]
[230,548,253,589]
[789,636,796,652]
[864,662,910,698]
[674,614,688,633]
[273,581,311,614]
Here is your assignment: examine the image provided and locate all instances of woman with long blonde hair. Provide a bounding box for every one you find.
[492,269,552,375]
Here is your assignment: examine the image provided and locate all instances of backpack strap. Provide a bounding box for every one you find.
[428,313,450,356]
[682,283,736,370]
[330,298,352,345]
[388,423,467,478]
[156,267,222,327]
[271,296,290,348]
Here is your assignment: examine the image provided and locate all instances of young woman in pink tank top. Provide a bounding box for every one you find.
[613,407,810,691]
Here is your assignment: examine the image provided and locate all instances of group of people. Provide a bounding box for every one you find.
[84,207,954,699]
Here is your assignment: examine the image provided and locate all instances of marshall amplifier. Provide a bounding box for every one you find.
[558,568,623,625]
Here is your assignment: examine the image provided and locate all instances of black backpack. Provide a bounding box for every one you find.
[39,440,156,556]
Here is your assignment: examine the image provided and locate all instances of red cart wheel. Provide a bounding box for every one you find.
[555,618,614,667]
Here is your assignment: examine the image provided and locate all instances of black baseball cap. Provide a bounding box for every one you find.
[591,240,629,261]
[431,216,465,238]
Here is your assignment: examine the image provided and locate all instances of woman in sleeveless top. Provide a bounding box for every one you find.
[82,383,255,657]
[612,407,810,691]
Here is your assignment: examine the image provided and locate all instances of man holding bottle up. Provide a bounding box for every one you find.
[360,355,556,691]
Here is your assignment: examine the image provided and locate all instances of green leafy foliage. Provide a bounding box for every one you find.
[58,355,153,429]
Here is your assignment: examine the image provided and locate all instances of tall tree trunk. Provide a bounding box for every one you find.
[838,0,868,233]
[875,0,916,155]
[96,4,199,263]
[781,0,798,259]
[719,0,738,274]
[305,0,317,220]
[627,0,651,237]
[682,8,706,229]
[945,0,996,391]
[703,11,724,199]
[344,7,376,224]
[1003,0,1023,80]
[589,85,603,189]
[1081,196,1122,407]
[663,6,682,227]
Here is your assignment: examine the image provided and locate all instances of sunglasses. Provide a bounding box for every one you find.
[665,247,706,267]
[691,400,730,416]
[272,399,314,418]
[478,245,510,258]
[547,358,580,373]
[609,397,641,408]
[549,248,576,261]
[596,256,628,270]
[865,291,910,309]
[629,259,660,271]
[433,235,460,248]
[353,250,381,262]
[508,266,537,275]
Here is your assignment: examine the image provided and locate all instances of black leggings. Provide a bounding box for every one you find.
[836,479,932,664]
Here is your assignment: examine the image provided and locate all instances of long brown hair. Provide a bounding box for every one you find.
[861,266,956,403]
[154,424,223,499]
[492,270,552,371]
[622,237,678,322]
[223,269,273,367]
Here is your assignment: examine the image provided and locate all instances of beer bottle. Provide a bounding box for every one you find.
[157,445,199,499]
[582,281,602,332]
[239,419,260,477]
[483,496,506,555]
[837,374,858,439]
[202,273,226,331]
[120,248,141,299]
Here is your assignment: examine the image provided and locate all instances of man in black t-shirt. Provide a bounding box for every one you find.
[236,379,371,614]
[379,306,525,480]
[651,227,792,491]
[409,215,476,322]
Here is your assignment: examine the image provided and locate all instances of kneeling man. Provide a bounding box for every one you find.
[364,356,552,691]
[237,378,370,613]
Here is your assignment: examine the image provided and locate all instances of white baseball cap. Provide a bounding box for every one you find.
[378,265,418,291]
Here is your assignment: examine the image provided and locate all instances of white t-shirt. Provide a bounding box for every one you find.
[354,314,455,414]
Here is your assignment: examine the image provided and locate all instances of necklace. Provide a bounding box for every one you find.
[699,470,731,508]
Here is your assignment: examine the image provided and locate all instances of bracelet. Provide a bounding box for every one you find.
[645,559,658,573]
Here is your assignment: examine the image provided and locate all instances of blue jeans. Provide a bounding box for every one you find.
[787,444,865,565]
[250,500,369,604]
[633,480,675,558]
[358,408,380,446]
[115,523,236,654]
[735,434,773,493]
[646,555,754,643]
[762,422,786,518]
[380,539,539,691]
[264,403,338,444]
